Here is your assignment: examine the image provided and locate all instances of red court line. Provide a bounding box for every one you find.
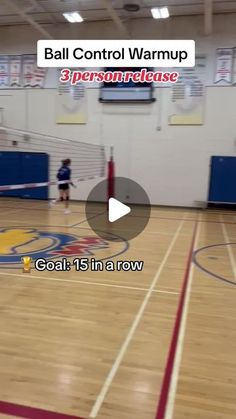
[0,400,86,419]
[155,221,198,419]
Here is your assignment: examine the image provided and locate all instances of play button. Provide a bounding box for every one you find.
[108,198,131,222]
[85,177,151,241]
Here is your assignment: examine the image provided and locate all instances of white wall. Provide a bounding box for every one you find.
[0,15,236,206]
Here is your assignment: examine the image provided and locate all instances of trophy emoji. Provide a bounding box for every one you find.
[22,256,32,273]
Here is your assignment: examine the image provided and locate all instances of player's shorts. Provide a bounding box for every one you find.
[59,183,69,191]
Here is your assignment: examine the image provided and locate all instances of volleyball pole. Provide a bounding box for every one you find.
[108,146,115,202]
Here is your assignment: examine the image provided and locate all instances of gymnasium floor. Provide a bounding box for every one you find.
[0,198,236,419]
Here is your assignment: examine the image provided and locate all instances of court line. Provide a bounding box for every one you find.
[89,216,186,418]
[0,400,85,419]
[155,218,199,419]
[147,215,236,226]
[0,271,179,295]
[0,220,74,227]
[208,210,236,216]
[0,204,99,215]
[131,213,229,222]
[73,214,236,227]
[70,210,107,227]
[0,209,20,216]
[1,207,236,226]
[1,201,235,219]
[3,216,236,226]
[220,214,236,280]
[193,242,236,286]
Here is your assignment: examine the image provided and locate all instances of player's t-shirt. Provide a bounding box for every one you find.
[57,166,71,182]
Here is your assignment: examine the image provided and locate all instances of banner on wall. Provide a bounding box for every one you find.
[30,67,47,88]
[56,69,87,124]
[22,55,36,87]
[214,48,233,85]
[0,56,9,87]
[0,54,47,88]
[168,55,206,125]
[9,55,21,87]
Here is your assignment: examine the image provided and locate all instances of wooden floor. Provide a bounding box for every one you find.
[0,198,236,419]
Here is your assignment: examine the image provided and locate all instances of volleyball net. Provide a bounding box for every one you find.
[0,126,110,195]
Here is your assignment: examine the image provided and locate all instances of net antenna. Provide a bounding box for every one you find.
[0,125,107,192]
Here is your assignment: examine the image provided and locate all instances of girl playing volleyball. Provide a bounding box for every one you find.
[51,158,75,214]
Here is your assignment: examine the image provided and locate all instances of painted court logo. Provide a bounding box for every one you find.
[0,227,109,265]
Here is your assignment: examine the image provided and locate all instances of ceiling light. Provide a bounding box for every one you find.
[151,7,169,19]
[63,11,84,23]
[160,7,169,18]
[151,7,161,19]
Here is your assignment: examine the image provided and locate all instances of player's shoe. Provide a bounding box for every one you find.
[64,208,71,214]
[49,199,57,208]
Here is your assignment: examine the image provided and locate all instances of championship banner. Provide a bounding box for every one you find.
[30,67,47,88]
[56,69,87,124]
[0,56,9,87]
[22,55,36,87]
[0,54,47,88]
[22,55,47,88]
[214,48,233,85]
[9,55,22,87]
[168,56,206,125]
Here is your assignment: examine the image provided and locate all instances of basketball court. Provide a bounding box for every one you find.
[0,1,236,419]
